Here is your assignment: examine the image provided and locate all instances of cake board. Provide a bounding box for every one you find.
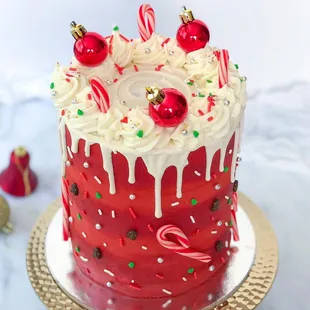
[26,192,278,309]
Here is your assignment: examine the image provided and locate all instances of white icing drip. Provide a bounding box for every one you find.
[71,132,80,153]
[124,154,137,184]
[205,146,218,181]
[219,147,226,172]
[84,141,91,157]
[154,177,162,218]
[176,153,189,198]
[99,145,116,195]
[230,126,240,182]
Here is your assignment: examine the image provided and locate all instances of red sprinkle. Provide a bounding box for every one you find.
[198,109,204,116]
[65,78,71,83]
[156,274,164,279]
[195,229,200,235]
[221,257,226,263]
[69,67,77,71]
[87,93,92,100]
[66,73,74,77]
[129,207,137,219]
[214,50,221,60]
[82,210,87,215]
[210,216,215,221]
[129,283,141,291]
[155,64,165,71]
[147,224,154,232]
[134,64,139,72]
[113,78,119,83]
[80,172,87,180]
[64,178,69,186]
[61,109,65,116]
[119,238,124,247]
[208,116,214,122]
[211,173,217,180]
[120,34,130,42]
[120,116,128,123]
[192,93,196,97]
[194,272,198,280]
[86,268,90,274]
[109,35,114,44]
[84,191,89,199]
[161,37,171,47]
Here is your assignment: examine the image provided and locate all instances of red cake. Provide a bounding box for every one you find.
[51,4,246,302]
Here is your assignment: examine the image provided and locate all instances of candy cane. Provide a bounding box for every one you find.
[156,225,212,263]
[218,49,229,88]
[61,177,70,241]
[137,4,155,42]
[90,76,111,113]
[231,192,240,241]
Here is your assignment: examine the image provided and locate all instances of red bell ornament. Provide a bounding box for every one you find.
[71,21,108,67]
[0,147,38,197]
[146,86,188,127]
[176,7,210,53]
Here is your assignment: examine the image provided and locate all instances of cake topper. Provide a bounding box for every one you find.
[176,6,210,53]
[146,87,188,127]
[70,21,108,67]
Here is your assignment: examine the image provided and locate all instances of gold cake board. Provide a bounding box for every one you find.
[26,192,278,309]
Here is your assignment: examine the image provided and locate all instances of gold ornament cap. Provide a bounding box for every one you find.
[14,146,27,158]
[70,21,87,40]
[180,6,195,24]
[145,86,165,105]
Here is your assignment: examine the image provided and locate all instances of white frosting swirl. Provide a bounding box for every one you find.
[163,38,186,68]
[133,34,166,65]
[111,30,133,67]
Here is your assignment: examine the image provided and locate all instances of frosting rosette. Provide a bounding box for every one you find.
[110,29,133,67]
[163,38,186,68]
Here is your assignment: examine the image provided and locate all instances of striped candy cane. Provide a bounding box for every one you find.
[137,4,156,42]
[218,49,229,88]
[156,225,212,263]
[61,177,70,241]
[90,76,111,113]
[231,192,240,241]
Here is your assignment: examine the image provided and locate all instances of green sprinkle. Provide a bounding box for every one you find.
[207,80,213,84]
[187,81,194,85]
[235,64,239,69]
[96,192,102,199]
[193,131,199,138]
[188,268,195,274]
[198,93,206,98]
[77,213,82,220]
[50,82,55,89]
[191,198,198,206]
[113,25,119,31]
[75,246,80,252]
[137,130,144,138]
[224,166,229,172]
[227,198,232,205]
[209,93,213,97]
[128,262,135,268]
[229,220,233,227]
[77,109,84,116]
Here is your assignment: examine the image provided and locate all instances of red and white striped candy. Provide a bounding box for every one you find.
[218,49,230,88]
[156,225,212,263]
[231,192,240,241]
[90,76,111,113]
[137,4,155,42]
[61,177,70,241]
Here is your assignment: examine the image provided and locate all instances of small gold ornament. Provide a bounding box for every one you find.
[145,86,165,105]
[179,6,195,24]
[70,21,87,40]
[0,196,13,233]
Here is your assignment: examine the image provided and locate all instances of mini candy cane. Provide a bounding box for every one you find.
[137,4,155,42]
[61,177,70,241]
[231,192,240,241]
[156,225,212,263]
[90,76,111,113]
[218,49,229,88]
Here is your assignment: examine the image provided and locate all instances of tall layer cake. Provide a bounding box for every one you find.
[51,5,247,300]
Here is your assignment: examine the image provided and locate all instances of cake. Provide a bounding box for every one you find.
[51,4,247,301]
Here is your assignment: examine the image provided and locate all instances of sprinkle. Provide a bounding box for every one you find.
[83,162,89,168]
[120,116,128,123]
[221,257,226,263]
[77,213,82,220]
[214,184,221,190]
[225,222,229,226]
[50,82,55,89]
[235,64,239,69]
[188,268,195,274]
[227,198,232,205]
[128,262,135,268]
[161,37,171,47]
[195,229,200,235]
[111,210,115,218]
[224,100,231,106]
[98,209,103,215]
[82,232,87,238]
[162,300,172,308]
[210,216,215,221]
[198,93,206,98]
[155,64,165,71]
[120,238,124,247]
[163,289,172,295]
[69,67,77,71]
[217,220,223,227]
[94,176,102,184]
[61,109,66,116]
[66,73,74,78]
[142,246,148,250]
[227,250,231,256]
[65,78,71,83]
[190,216,196,223]
[209,265,215,272]
[113,25,119,31]
[157,257,164,264]
[193,131,199,138]
[148,224,154,232]
[84,191,89,199]
[107,299,113,305]
[129,194,136,200]
[182,277,187,282]
[191,198,198,206]
[134,64,139,72]
[171,202,179,207]
[156,273,164,279]
[80,256,88,262]
[207,294,214,301]
[129,283,141,290]
[103,242,108,247]
[137,130,144,138]
[127,229,137,240]
[192,93,196,97]
[67,146,73,159]
[65,160,71,166]
[216,240,224,251]
[106,282,113,287]
[80,172,87,180]
[87,93,92,101]
[225,241,229,247]
[207,79,213,83]
[129,207,137,219]
[145,48,151,53]
[186,79,194,85]
[103,269,114,277]
[69,200,73,206]
[96,192,102,199]
[120,34,130,42]
[194,272,198,280]
[68,216,73,223]
[207,116,214,122]
[198,109,204,116]
[211,230,218,234]
[95,223,101,230]
[75,246,80,252]
[93,247,102,259]
[224,166,229,172]
[77,109,84,116]
[181,129,188,135]
[194,170,201,176]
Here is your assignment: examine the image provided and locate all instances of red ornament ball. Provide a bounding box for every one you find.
[176,19,210,53]
[74,32,108,67]
[148,88,188,127]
